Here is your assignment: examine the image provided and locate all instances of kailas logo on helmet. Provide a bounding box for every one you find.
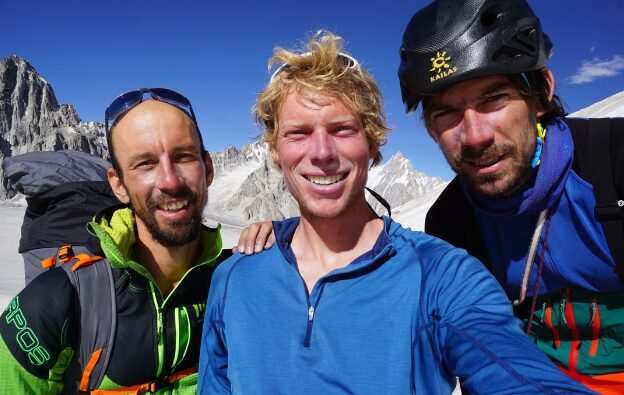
[429,51,458,83]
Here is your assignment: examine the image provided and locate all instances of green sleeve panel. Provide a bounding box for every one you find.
[0,267,78,392]
[0,335,64,394]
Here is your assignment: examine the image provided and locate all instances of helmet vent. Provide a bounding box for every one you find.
[480,2,513,27]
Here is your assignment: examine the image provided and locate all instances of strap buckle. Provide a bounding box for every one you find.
[148,375,170,392]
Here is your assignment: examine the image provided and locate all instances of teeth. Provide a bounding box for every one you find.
[473,158,498,167]
[307,175,343,185]
[160,200,188,211]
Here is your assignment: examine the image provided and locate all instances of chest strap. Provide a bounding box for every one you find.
[84,365,198,394]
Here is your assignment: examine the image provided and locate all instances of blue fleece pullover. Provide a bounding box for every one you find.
[476,120,622,297]
[199,217,593,394]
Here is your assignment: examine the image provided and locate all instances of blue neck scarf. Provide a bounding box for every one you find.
[462,119,574,217]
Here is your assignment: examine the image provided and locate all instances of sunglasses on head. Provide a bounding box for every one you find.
[104,88,198,134]
[269,52,361,83]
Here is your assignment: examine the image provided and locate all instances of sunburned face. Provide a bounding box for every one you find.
[425,75,539,197]
[271,89,373,220]
[108,100,213,247]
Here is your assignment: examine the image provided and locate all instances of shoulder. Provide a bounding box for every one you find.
[387,217,479,275]
[387,218,505,311]
[210,247,281,293]
[0,267,78,378]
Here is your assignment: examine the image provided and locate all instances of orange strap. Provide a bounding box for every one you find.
[589,298,601,357]
[41,244,76,269]
[564,289,581,373]
[559,366,624,395]
[544,297,561,348]
[41,255,57,269]
[87,366,198,394]
[79,348,103,391]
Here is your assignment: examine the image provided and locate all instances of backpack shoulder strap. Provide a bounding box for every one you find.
[566,117,624,279]
[54,246,117,391]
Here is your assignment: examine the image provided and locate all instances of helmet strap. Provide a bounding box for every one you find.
[530,122,547,168]
[520,72,532,90]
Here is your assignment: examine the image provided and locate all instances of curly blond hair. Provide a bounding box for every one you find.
[254,30,390,166]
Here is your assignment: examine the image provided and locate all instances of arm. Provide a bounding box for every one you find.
[198,265,231,394]
[0,268,77,394]
[417,241,596,394]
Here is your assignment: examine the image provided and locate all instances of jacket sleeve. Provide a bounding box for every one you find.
[198,264,231,394]
[416,240,596,394]
[0,267,78,394]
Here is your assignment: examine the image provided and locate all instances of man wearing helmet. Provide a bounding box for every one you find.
[399,0,624,393]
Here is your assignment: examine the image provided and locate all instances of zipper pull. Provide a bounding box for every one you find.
[308,306,315,322]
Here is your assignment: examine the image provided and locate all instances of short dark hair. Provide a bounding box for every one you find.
[505,70,566,125]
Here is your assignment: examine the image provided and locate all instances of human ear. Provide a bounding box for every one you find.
[270,144,281,170]
[203,151,214,187]
[537,68,556,117]
[107,168,130,204]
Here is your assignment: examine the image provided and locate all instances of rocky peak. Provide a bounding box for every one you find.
[367,151,446,214]
[0,55,107,198]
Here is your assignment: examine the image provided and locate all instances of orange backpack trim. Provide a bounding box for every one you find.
[40,244,103,271]
[71,254,104,271]
[80,348,104,391]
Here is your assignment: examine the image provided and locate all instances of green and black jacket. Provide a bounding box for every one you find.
[0,207,227,394]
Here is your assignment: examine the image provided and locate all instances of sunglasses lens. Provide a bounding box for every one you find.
[105,88,197,135]
[105,90,143,126]
[150,88,191,107]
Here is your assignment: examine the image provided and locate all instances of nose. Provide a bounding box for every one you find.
[459,109,494,148]
[155,158,184,192]
[309,130,337,163]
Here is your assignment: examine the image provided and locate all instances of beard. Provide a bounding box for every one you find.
[130,187,205,247]
[447,139,535,197]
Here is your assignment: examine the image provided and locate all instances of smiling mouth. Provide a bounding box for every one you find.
[304,174,347,185]
[159,199,189,212]
[468,155,503,168]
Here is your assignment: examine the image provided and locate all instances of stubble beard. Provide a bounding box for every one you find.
[448,139,535,197]
[131,187,206,247]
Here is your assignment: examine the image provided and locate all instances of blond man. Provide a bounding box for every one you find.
[198,31,591,394]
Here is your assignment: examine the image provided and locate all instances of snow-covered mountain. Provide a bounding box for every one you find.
[3,54,622,229]
[569,91,624,118]
[367,152,446,215]
[205,140,446,223]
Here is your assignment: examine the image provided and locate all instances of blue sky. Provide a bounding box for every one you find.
[2,0,623,180]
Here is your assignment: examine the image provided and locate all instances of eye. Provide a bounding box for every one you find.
[485,93,508,102]
[176,152,198,162]
[283,129,310,140]
[334,125,356,135]
[134,160,156,170]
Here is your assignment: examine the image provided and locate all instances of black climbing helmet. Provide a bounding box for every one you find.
[398,0,553,113]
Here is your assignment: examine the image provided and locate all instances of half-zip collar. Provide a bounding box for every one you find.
[273,216,396,348]
[88,206,223,301]
[274,216,396,278]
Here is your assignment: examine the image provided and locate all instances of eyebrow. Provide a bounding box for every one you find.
[480,81,514,96]
[427,80,516,113]
[127,144,200,162]
[280,116,361,129]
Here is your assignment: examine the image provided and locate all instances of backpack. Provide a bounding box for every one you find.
[425,117,624,278]
[2,150,120,391]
